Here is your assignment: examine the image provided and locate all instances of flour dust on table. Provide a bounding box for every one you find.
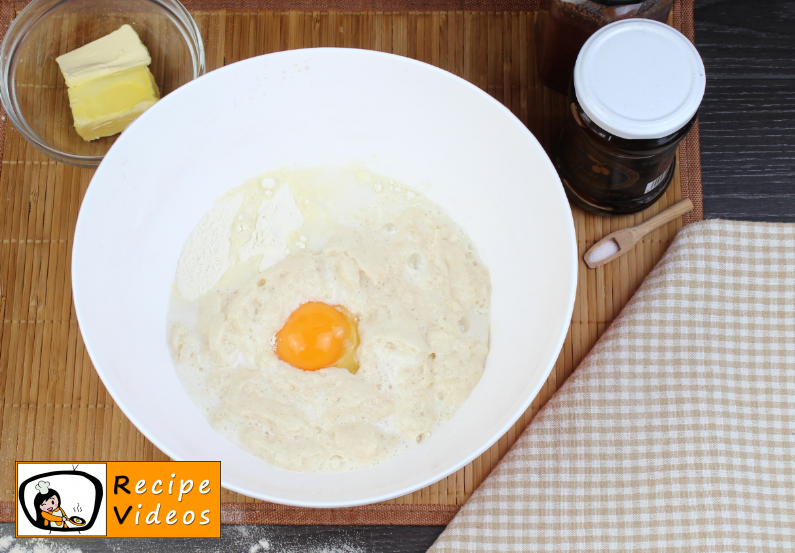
[0,534,81,553]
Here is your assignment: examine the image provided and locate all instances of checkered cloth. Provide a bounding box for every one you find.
[430,220,795,552]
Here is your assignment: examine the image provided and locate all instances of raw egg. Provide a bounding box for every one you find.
[275,302,359,373]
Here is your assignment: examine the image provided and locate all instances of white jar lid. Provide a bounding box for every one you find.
[573,19,706,140]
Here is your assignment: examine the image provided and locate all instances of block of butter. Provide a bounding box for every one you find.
[56,25,159,142]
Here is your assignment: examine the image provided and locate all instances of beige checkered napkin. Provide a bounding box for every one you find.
[431,220,795,552]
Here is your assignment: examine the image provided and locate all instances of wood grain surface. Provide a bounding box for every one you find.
[696,0,795,221]
[1,0,791,551]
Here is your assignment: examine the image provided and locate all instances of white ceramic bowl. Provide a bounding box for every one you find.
[72,48,577,507]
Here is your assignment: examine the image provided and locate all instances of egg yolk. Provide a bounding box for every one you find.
[275,302,359,373]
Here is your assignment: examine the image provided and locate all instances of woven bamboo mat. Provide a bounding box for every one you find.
[0,0,702,525]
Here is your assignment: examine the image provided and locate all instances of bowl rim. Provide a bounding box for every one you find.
[0,0,207,168]
[73,47,579,507]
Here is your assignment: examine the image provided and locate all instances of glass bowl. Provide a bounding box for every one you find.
[0,0,205,168]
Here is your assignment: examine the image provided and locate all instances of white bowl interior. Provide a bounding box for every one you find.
[72,48,577,507]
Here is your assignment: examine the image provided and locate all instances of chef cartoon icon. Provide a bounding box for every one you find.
[33,480,87,530]
[17,464,104,536]
[34,481,67,528]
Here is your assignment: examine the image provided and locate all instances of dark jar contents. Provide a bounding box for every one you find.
[539,0,673,93]
[554,83,696,215]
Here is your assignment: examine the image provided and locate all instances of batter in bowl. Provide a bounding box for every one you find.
[168,167,491,472]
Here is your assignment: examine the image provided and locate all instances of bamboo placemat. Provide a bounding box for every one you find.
[0,0,702,525]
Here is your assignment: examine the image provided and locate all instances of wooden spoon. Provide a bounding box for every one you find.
[584,199,694,269]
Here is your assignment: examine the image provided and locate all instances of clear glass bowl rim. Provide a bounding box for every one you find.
[0,0,206,168]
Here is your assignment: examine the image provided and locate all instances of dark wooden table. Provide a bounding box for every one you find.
[697,0,795,221]
[1,0,792,550]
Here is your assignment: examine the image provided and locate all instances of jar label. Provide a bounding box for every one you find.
[563,124,640,190]
[555,100,689,214]
[644,169,670,194]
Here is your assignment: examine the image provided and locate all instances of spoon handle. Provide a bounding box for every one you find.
[631,199,694,240]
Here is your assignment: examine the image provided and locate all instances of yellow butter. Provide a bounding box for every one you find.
[56,25,159,142]
[56,25,152,88]
[67,65,160,142]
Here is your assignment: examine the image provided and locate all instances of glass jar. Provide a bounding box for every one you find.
[554,19,706,215]
[539,0,674,94]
